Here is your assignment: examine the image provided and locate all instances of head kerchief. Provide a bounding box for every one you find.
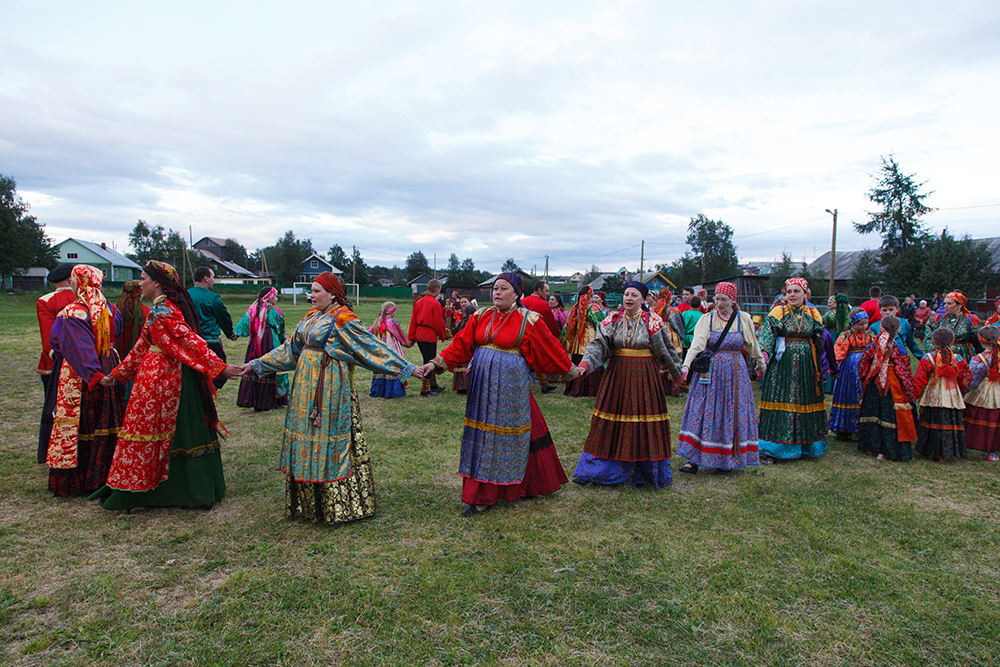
[624,280,649,299]
[497,272,523,296]
[314,272,346,302]
[715,282,737,302]
[849,308,869,327]
[785,277,808,292]
[71,265,113,356]
[946,290,970,316]
[145,260,178,284]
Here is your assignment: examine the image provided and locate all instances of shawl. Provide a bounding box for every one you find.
[117,279,145,353]
[247,287,279,358]
[865,329,895,391]
[71,265,113,356]
[565,286,594,349]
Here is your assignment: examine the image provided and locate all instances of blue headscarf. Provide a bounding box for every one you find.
[497,272,523,296]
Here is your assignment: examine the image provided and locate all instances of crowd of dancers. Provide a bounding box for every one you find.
[33,260,1000,522]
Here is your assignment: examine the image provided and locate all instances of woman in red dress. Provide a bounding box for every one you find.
[417,273,578,516]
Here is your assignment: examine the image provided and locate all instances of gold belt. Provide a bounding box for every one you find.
[614,348,652,357]
[481,344,522,356]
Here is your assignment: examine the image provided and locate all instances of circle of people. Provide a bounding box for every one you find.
[36,261,1000,522]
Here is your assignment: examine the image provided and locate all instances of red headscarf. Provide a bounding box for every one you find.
[865,328,895,392]
[314,272,347,304]
[715,282,737,303]
[946,290,970,316]
[785,277,809,292]
[71,265,113,357]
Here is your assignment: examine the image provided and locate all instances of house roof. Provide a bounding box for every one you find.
[58,238,142,269]
[198,237,229,246]
[194,249,255,277]
[636,270,675,288]
[301,254,342,274]
[478,270,531,287]
[808,236,1000,282]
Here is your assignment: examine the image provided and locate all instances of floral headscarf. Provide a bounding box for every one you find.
[71,265,113,356]
[314,271,347,303]
[785,277,809,292]
[945,290,970,316]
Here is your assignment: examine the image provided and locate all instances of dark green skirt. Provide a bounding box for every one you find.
[91,366,225,510]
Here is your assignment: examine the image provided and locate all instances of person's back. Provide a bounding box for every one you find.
[187,267,235,388]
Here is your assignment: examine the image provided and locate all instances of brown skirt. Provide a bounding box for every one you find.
[584,354,671,461]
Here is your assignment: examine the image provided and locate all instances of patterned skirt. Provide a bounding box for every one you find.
[48,380,124,497]
[238,335,289,410]
[462,392,568,505]
[759,340,828,459]
[573,352,672,488]
[564,354,604,397]
[285,390,376,523]
[829,350,865,433]
[91,366,225,509]
[857,375,917,461]
[963,405,1000,454]
[916,407,967,460]
[452,368,468,392]
[677,347,759,471]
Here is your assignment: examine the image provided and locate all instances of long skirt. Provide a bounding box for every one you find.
[677,348,759,471]
[47,377,124,497]
[857,374,917,461]
[91,366,225,509]
[564,354,603,397]
[370,376,406,398]
[286,391,376,523]
[963,405,1000,454]
[915,407,967,460]
[462,393,568,505]
[759,340,828,459]
[828,350,864,434]
[573,353,672,488]
[237,331,289,410]
[452,368,468,392]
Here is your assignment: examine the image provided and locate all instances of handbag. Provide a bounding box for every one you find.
[690,311,737,375]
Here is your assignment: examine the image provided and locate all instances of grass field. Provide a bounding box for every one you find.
[2,291,999,666]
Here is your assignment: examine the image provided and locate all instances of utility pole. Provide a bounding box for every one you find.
[544,255,549,281]
[825,209,838,298]
[640,240,645,277]
[433,253,437,279]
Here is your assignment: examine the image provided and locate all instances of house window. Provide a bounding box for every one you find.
[311,260,319,268]
[67,253,78,259]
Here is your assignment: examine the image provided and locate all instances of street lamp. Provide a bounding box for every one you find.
[825,208,838,298]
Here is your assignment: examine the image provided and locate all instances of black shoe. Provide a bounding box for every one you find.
[430,386,446,395]
[420,392,431,397]
[461,504,492,517]
[572,478,589,486]
[540,385,557,394]
[679,462,698,474]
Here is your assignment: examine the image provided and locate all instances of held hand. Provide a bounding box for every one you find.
[99,375,116,387]
[410,365,425,379]
[221,364,242,379]
[230,334,238,341]
[680,367,689,383]
[236,362,256,377]
[414,362,436,378]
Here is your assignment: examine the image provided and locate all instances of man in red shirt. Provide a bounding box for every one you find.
[408,278,448,396]
[36,263,77,463]
[860,286,883,324]
[676,286,695,313]
[521,280,561,393]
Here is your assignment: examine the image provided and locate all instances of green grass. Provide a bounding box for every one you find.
[2,293,1000,666]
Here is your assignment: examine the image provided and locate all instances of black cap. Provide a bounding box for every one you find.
[47,264,74,284]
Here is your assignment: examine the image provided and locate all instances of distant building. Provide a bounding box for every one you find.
[411,272,449,294]
[53,238,142,282]
[634,270,675,292]
[298,254,342,284]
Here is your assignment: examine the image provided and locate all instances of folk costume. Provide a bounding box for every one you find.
[235,288,290,410]
[964,333,1000,456]
[923,291,982,361]
[563,286,605,397]
[677,283,765,471]
[433,273,573,507]
[251,272,415,524]
[408,290,448,395]
[114,279,149,405]
[757,278,829,460]
[822,294,850,393]
[91,261,228,510]
[870,316,924,360]
[857,329,919,460]
[35,264,77,464]
[448,306,473,393]
[913,346,972,460]
[573,281,682,487]
[367,302,412,399]
[828,314,873,437]
[42,265,125,496]
[984,296,1000,327]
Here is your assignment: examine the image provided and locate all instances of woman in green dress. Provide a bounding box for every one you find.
[240,272,420,524]
[758,277,829,462]
[923,290,982,361]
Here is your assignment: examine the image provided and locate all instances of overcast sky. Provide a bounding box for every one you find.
[4,1,999,275]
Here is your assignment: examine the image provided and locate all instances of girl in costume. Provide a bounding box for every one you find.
[857,314,919,461]
[366,301,413,399]
[914,327,972,462]
[234,286,289,410]
[828,307,873,439]
[563,285,605,397]
[964,325,1000,460]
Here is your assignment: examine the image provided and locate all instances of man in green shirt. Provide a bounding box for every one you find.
[188,266,236,388]
[681,295,704,367]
